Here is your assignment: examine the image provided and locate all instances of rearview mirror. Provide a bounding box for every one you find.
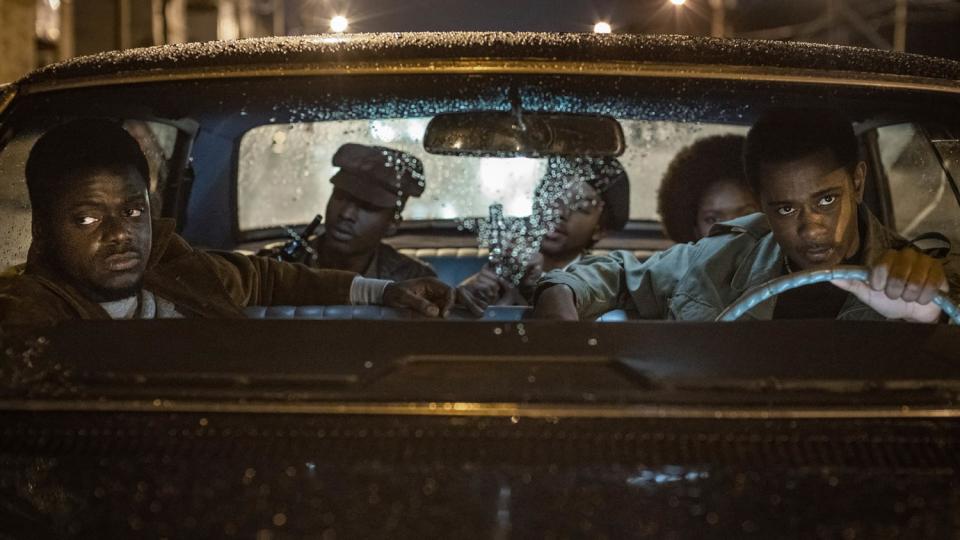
[423,112,625,157]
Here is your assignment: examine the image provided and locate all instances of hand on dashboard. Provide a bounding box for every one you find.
[383,277,456,318]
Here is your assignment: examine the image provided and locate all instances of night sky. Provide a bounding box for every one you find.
[288,0,960,60]
[291,0,635,33]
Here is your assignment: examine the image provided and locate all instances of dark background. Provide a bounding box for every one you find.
[3,0,959,85]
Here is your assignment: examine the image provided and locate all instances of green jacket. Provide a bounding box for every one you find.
[538,207,960,322]
[0,219,357,326]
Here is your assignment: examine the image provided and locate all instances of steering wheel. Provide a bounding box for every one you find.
[715,265,960,324]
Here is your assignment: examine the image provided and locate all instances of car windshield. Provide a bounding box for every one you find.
[1,56,960,404]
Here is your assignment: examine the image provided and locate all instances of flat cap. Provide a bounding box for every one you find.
[330,143,426,209]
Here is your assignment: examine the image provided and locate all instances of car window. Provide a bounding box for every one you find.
[123,120,178,212]
[876,122,960,247]
[0,130,34,271]
[237,119,744,232]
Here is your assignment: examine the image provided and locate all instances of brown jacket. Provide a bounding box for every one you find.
[0,219,356,326]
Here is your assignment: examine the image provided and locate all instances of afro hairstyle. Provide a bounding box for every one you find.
[656,134,749,244]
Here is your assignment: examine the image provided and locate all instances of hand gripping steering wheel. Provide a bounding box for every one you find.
[715,265,960,324]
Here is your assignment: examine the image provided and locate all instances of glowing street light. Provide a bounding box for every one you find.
[593,21,612,34]
[670,0,686,5]
[329,15,349,33]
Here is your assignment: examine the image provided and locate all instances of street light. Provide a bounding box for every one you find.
[593,22,612,34]
[670,0,686,5]
[329,15,349,33]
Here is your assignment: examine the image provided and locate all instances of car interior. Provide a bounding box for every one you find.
[1,73,959,323]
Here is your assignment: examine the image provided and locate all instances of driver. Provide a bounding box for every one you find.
[533,108,959,322]
[0,119,455,325]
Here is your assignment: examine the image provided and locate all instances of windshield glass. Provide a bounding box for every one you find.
[237,119,743,230]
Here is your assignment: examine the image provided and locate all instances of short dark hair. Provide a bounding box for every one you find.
[657,134,747,244]
[25,118,150,221]
[743,108,860,195]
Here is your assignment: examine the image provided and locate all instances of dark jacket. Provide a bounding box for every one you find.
[357,241,436,281]
[264,234,436,282]
[0,219,356,326]
[539,207,960,321]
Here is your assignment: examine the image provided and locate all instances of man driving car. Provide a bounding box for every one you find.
[0,119,455,325]
[533,108,959,322]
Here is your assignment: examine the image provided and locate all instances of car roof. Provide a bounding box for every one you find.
[16,32,960,92]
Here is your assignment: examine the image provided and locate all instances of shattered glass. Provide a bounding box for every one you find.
[460,156,623,284]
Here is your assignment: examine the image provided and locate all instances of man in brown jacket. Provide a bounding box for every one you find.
[0,119,454,326]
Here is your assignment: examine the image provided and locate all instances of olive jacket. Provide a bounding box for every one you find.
[538,207,960,322]
[0,219,356,326]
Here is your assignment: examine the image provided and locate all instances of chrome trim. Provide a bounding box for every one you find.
[17,60,960,96]
[1,399,958,420]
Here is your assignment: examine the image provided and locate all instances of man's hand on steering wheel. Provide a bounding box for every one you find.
[831,248,948,323]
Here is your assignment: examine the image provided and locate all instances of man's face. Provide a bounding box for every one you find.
[41,167,152,302]
[539,181,604,259]
[321,187,397,256]
[758,150,865,271]
[694,179,759,240]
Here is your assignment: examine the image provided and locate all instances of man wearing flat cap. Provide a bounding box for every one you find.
[458,156,630,306]
[288,143,436,281]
